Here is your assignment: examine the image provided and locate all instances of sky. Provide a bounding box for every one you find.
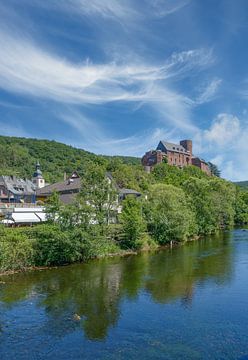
[0,0,248,181]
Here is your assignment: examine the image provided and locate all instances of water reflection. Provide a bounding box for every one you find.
[0,231,233,341]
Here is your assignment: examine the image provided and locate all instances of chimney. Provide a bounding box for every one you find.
[180,140,192,155]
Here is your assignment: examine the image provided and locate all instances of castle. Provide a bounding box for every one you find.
[142,140,211,175]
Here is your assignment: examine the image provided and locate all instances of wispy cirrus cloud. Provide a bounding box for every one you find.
[59,108,176,156]
[0,28,214,133]
[147,0,191,17]
[17,0,191,23]
[196,78,222,104]
[0,1,218,138]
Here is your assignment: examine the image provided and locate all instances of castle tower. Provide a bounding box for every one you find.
[180,140,192,155]
[32,161,45,189]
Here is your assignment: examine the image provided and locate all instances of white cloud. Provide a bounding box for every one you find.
[204,113,240,146]
[196,78,222,104]
[0,29,214,134]
[193,113,248,181]
[19,0,191,23]
[147,0,191,17]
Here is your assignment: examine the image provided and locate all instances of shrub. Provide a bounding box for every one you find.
[0,227,34,271]
[26,224,82,266]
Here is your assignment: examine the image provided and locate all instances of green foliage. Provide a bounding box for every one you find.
[235,181,248,190]
[45,191,61,223]
[235,190,248,224]
[183,178,235,234]
[120,197,146,249]
[152,163,207,187]
[144,184,197,244]
[111,163,151,191]
[79,164,118,228]
[0,226,34,271]
[0,135,139,183]
[70,226,119,261]
[26,225,82,266]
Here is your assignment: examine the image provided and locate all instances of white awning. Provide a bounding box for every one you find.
[11,212,41,223]
[35,212,47,221]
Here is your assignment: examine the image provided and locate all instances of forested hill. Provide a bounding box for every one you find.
[0,135,140,183]
[235,181,248,189]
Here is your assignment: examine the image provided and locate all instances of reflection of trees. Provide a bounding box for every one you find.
[0,232,233,340]
[145,232,233,304]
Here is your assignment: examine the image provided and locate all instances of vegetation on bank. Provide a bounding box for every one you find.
[1,138,248,273]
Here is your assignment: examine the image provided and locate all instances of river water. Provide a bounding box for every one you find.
[0,229,248,359]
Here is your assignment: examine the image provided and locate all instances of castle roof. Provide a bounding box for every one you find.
[158,141,190,154]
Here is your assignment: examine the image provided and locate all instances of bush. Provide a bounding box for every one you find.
[25,225,82,266]
[70,226,120,260]
[0,226,34,271]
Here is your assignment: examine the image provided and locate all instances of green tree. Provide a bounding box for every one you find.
[45,191,61,223]
[183,177,235,234]
[235,189,248,224]
[79,164,117,231]
[144,184,197,244]
[120,197,146,249]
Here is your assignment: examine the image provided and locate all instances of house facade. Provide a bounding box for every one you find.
[36,172,142,205]
[0,176,36,203]
[36,171,81,204]
[0,162,45,204]
[142,139,211,175]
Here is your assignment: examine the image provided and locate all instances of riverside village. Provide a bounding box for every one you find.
[0,139,210,226]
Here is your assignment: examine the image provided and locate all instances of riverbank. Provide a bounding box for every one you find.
[0,222,201,276]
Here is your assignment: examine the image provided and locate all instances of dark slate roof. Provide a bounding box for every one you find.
[36,177,81,196]
[192,156,208,165]
[36,172,142,201]
[0,176,36,195]
[158,141,190,154]
[59,193,78,205]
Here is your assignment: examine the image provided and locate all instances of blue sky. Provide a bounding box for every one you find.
[0,0,248,180]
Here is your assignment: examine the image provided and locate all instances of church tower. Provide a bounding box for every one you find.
[32,161,45,189]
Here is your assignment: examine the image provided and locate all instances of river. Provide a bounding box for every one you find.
[0,229,248,359]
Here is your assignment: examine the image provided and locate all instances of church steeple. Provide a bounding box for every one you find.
[32,161,45,189]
